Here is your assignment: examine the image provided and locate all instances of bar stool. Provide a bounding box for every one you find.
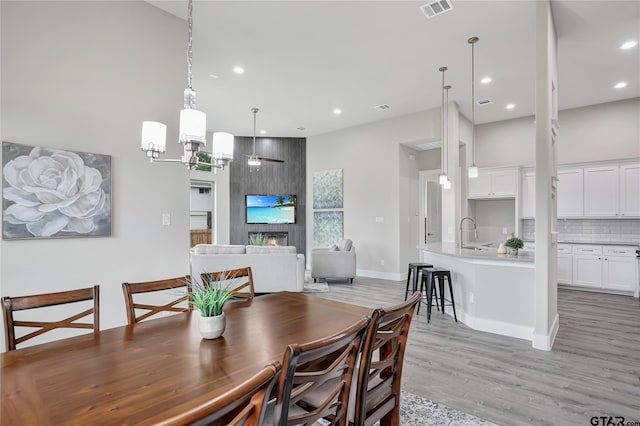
[405,262,433,301]
[419,267,457,323]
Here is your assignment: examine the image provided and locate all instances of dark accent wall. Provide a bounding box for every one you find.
[230,136,306,254]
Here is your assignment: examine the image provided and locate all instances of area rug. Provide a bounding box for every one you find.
[302,281,330,293]
[398,391,496,425]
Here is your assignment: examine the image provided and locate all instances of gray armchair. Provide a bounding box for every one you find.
[311,239,356,283]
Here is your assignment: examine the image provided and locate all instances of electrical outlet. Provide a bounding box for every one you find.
[380,259,385,266]
[375,217,384,223]
[469,292,475,303]
[502,227,508,234]
[448,227,453,234]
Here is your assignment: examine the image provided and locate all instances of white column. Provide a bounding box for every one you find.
[533,0,559,351]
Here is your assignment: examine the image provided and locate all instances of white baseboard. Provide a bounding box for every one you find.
[356,269,403,281]
[532,313,559,351]
[459,311,534,342]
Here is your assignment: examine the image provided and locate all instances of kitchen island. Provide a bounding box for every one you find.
[419,243,542,345]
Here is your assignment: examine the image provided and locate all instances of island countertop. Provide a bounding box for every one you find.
[418,242,535,264]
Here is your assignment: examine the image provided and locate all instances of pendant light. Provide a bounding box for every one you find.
[248,108,261,167]
[140,0,234,171]
[444,83,452,189]
[438,66,448,185]
[468,36,479,178]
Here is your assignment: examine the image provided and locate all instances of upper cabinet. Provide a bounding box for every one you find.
[518,161,639,219]
[620,163,640,216]
[584,164,640,217]
[468,168,518,199]
[557,168,584,217]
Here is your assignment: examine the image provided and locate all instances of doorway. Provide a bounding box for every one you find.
[189,180,214,247]
[419,171,442,245]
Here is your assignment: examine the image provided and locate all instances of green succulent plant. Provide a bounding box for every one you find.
[504,236,524,249]
[187,274,234,317]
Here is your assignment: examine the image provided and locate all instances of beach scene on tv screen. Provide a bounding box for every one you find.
[246,195,295,224]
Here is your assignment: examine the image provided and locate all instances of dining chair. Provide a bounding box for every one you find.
[299,292,421,426]
[201,267,255,302]
[152,361,281,426]
[352,291,421,426]
[274,316,370,426]
[2,285,100,351]
[122,276,191,325]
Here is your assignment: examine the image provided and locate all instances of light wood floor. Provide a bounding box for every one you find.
[313,277,640,426]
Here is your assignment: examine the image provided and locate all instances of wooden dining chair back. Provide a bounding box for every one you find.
[353,291,421,426]
[122,276,191,325]
[275,316,370,426]
[201,267,254,302]
[153,361,281,426]
[2,285,100,351]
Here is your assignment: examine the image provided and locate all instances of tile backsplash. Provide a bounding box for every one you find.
[521,219,640,244]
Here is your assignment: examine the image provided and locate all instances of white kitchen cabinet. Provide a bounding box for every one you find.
[557,168,583,217]
[584,166,619,217]
[468,168,518,199]
[570,245,638,293]
[602,246,638,292]
[521,172,535,218]
[619,163,640,217]
[572,254,603,288]
[557,244,572,285]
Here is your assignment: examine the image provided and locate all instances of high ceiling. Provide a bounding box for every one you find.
[148,1,639,141]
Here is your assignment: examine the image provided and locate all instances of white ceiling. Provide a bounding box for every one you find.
[147,1,639,141]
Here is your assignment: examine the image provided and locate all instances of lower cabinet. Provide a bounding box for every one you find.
[569,245,637,293]
[557,253,573,285]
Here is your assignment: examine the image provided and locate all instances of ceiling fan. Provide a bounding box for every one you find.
[246,108,284,167]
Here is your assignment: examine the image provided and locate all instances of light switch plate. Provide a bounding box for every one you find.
[162,213,171,226]
[375,217,384,223]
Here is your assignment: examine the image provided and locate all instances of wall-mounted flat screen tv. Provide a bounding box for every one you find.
[246,194,296,224]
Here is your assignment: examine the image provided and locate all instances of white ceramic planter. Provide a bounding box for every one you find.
[199,313,226,339]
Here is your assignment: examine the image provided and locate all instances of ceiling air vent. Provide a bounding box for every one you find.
[374,104,391,111]
[420,0,454,19]
[477,99,493,106]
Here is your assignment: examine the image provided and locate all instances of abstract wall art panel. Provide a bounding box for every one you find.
[313,211,343,247]
[2,141,112,239]
[313,169,343,209]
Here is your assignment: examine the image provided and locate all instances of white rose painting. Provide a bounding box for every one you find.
[2,142,111,239]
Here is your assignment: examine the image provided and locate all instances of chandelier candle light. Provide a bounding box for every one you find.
[468,36,479,179]
[140,0,234,171]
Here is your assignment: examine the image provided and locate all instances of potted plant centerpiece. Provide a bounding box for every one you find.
[189,275,234,339]
[504,236,524,256]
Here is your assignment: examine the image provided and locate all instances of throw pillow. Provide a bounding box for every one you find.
[338,239,352,252]
[329,244,339,251]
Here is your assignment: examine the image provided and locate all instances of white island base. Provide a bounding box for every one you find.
[420,243,556,349]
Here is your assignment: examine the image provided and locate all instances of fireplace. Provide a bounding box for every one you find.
[248,231,288,246]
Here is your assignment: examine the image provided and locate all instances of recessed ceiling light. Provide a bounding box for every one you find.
[614,82,627,89]
[480,77,492,84]
[505,103,516,110]
[296,127,306,131]
[620,40,637,50]
[333,108,342,115]
[259,130,267,135]
[232,66,245,75]
[208,73,219,79]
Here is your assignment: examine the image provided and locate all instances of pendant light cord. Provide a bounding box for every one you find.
[187,0,193,91]
[468,37,479,167]
[439,66,447,176]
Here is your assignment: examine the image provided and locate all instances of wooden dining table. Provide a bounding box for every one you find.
[1,292,372,425]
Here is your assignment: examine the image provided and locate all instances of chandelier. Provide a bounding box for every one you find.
[140,0,233,171]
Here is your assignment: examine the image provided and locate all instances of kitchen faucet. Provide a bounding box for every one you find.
[460,216,479,248]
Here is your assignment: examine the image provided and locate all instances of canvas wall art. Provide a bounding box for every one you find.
[313,169,343,209]
[313,211,343,247]
[2,142,111,239]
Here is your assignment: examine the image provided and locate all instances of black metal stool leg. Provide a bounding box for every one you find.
[404,266,413,301]
[427,273,436,323]
[446,272,458,322]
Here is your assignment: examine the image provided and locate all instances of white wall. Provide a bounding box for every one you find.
[0,1,192,351]
[476,97,640,167]
[398,145,420,271]
[306,108,439,280]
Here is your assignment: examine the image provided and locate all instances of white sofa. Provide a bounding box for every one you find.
[190,244,305,293]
